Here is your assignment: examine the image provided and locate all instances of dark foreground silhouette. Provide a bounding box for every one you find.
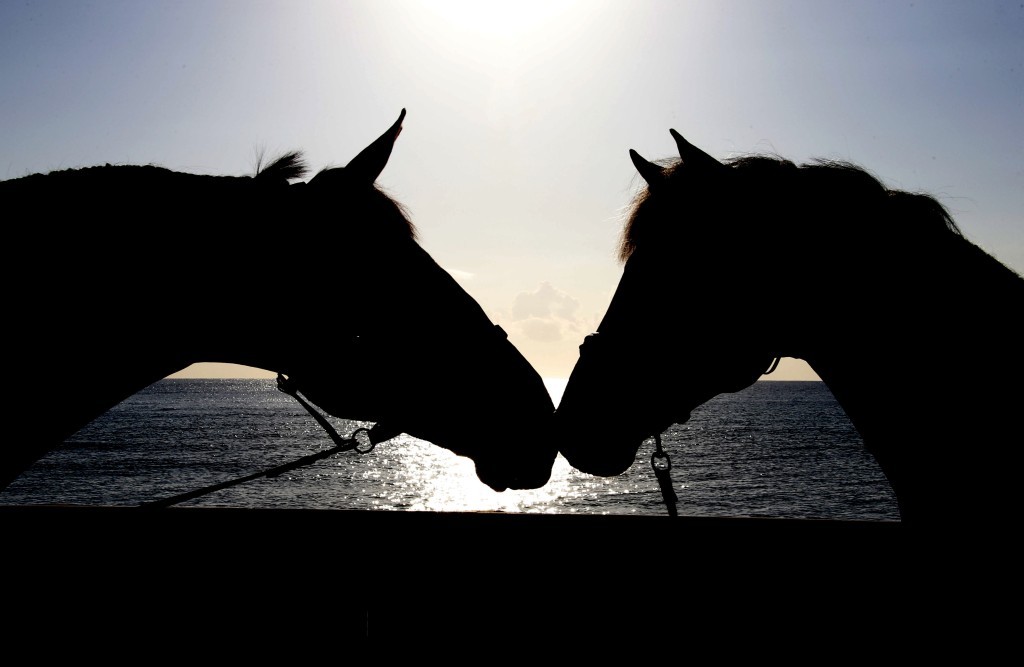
[0,110,556,493]
[0,124,1011,649]
[555,129,1024,529]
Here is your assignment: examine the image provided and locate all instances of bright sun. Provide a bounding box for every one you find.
[413,0,581,40]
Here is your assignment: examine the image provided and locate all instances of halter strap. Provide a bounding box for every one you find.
[650,358,781,513]
[651,433,679,516]
[140,375,393,509]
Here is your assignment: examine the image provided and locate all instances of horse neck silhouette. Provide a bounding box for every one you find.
[556,129,1024,526]
[1,110,557,494]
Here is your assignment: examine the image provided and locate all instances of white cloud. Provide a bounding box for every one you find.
[512,281,579,321]
[446,268,476,282]
[508,282,591,343]
[519,317,563,342]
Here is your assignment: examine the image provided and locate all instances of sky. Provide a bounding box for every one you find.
[3,1,1021,383]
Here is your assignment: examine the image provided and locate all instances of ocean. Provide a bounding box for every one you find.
[1,378,900,521]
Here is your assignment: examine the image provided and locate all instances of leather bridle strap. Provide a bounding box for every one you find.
[139,375,390,510]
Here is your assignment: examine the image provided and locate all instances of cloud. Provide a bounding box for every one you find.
[512,281,579,321]
[519,317,563,342]
[446,268,475,282]
[508,282,589,343]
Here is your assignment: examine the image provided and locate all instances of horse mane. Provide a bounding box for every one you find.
[619,155,968,264]
[1,150,419,241]
[255,150,309,182]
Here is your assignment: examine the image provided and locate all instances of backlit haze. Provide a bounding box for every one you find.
[3,1,1021,391]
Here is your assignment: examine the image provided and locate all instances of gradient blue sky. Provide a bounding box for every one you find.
[3,1,1021,381]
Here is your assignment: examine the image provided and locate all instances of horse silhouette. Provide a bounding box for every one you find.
[555,129,1023,527]
[1,109,557,495]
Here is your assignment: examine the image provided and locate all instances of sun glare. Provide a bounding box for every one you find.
[414,0,580,40]
[395,0,594,71]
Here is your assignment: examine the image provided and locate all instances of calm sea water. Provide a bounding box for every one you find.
[1,379,900,521]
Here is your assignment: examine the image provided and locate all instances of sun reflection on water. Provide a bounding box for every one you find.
[383,445,582,514]
[372,378,578,513]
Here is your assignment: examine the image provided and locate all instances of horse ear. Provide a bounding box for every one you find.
[670,129,724,171]
[345,108,406,184]
[630,149,667,189]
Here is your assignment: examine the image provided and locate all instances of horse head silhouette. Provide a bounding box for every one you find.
[2,110,558,495]
[555,128,1024,525]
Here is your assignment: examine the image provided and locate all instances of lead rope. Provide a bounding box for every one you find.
[648,356,780,517]
[140,374,377,510]
[651,433,678,517]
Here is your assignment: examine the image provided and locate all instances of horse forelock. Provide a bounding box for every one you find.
[362,182,418,241]
[305,165,418,242]
[619,154,966,265]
